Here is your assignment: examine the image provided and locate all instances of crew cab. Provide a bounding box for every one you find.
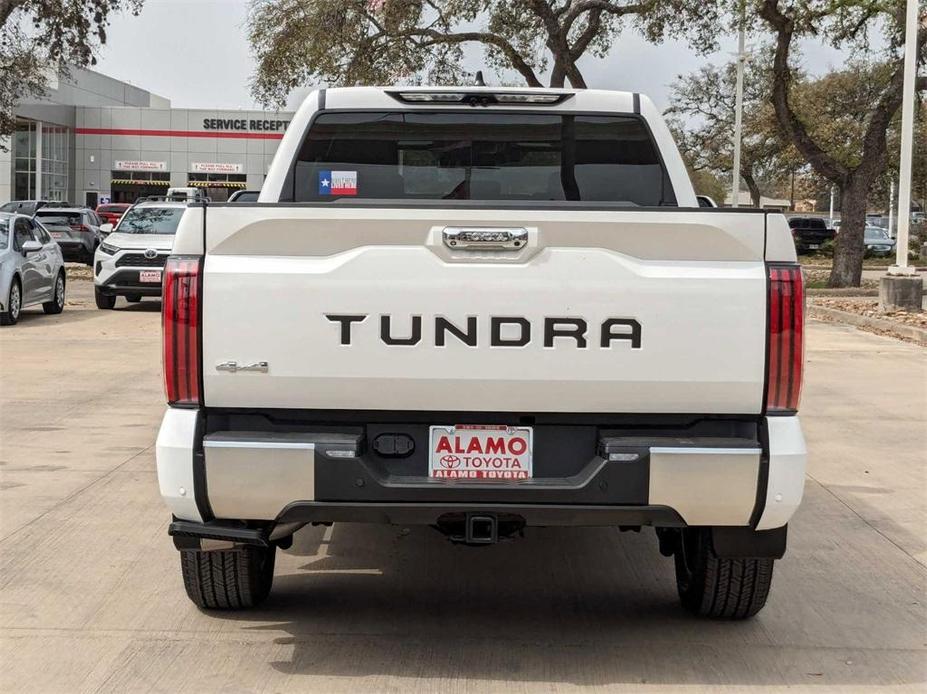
[157,87,807,619]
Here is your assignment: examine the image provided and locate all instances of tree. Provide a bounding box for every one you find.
[0,0,142,147]
[247,0,711,105]
[756,0,926,287]
[666,56,797,207]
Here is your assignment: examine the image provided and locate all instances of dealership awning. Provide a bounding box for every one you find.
[188,180,247,188]
[111,179,170,186]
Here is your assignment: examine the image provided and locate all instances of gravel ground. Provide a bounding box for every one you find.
[811,297,927,346]
[803,268,880,290]
[65,263,94,281]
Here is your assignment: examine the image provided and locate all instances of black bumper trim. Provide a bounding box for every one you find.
[169,520,269,549]
[275,501,686,527]
[96,285,163,297]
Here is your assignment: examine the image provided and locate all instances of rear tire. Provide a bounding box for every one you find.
[125,294,142,303]
[180,546,276,610]
[1,278,22,325]
[674,528,774,619]
[94,287,116,309]
[43,272,66,314]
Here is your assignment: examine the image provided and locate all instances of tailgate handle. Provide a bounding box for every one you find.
[443,227,527,250]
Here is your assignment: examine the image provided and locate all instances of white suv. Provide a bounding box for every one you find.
[93,199,185,309]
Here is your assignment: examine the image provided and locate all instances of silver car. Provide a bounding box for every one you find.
[0,213,67,325]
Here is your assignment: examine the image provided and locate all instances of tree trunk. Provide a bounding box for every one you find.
[743,172,762,207]
[829,180,868,287]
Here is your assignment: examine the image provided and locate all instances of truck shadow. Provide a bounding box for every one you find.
[213,523,923,688]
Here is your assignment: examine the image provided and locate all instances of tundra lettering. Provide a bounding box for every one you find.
[325,314,643,349]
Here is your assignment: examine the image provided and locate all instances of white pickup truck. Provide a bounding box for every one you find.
[156,87,806,619]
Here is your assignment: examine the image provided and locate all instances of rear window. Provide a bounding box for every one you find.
[36,211,81,225]
[115,207,184,234]
[98,205,126,213]
[789,217,826,230]
[291,111,673,206]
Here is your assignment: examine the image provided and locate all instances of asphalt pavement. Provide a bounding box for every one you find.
[1,278,925,693]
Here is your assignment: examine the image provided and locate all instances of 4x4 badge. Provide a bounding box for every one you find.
[216,361,269,373]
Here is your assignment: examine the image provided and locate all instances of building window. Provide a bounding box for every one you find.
[13,121,37,199]
[42,126,70,202]
[12,120,70,201]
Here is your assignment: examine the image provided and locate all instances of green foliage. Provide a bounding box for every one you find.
[667,53,799,205]
[247,0,721,106]
[688,168,727,204]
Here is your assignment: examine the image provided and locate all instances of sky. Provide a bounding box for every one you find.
[91,0,851,113]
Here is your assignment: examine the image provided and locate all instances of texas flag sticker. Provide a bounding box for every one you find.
[319,170,357,196]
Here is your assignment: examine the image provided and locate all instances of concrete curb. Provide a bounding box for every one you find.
[806,288,880,297]
[801,265,926,272]
[806,288,927,297]
[809,305,927,344]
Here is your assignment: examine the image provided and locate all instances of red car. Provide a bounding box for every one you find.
[95,203,131,226]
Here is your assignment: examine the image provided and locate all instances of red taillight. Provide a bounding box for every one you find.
[163,256,202,407]
[766,264,804,414]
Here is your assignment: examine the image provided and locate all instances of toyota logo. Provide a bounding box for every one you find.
[439,455,461,469]
[144,248,157,259]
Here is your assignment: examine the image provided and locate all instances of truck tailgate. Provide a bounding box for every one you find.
[201,206,768,414]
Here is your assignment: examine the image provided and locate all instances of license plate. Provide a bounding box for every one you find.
[139,270,162,283]
[429,425,533,480]
[808,244,820,250]
[51,232,65,239]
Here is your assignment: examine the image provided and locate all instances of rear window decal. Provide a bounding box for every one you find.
[319,170,358,196]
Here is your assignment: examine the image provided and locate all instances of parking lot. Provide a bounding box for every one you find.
[1,276,925,693]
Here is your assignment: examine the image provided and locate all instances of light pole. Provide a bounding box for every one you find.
[888,180,895,239]
[881,0,922,310]
[730,1,747,208]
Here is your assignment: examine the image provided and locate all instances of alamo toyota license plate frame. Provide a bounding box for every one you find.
[429,424,534,481]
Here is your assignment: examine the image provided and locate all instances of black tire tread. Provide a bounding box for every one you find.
[94,287,116,309]
[180,546,275,610]
[42,272,65,314]
[676,529,774,620]
[1,278,20,325]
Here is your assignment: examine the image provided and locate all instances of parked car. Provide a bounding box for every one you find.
[864,225,896,257]
[0,213,66,325]
[157,86,806,619]
[787,216,835,254]
[33,207,104,265]
[227,190,261,203]
[0,200,67,216]
[96,203,132,226]
[93,198,184,308]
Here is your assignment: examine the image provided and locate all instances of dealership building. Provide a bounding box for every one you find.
[1,68,293,206]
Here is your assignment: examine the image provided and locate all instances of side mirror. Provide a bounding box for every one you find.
[100,223,114,236]
[22,240,42,255]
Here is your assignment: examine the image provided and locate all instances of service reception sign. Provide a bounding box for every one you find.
[192,162,244,174]
[114,160,167,172]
